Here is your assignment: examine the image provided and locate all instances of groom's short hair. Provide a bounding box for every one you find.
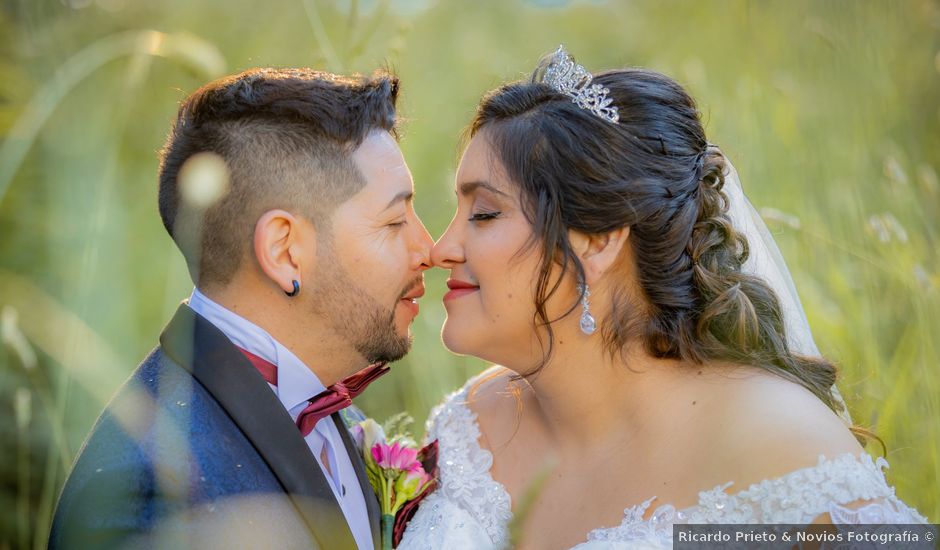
[158,67,399,289]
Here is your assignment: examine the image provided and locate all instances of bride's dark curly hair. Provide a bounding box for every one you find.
[470,59,857,426]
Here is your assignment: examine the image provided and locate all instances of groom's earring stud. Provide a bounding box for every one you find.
[286,280,300,297]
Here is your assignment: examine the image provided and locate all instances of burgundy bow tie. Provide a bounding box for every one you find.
[237,347,389,436]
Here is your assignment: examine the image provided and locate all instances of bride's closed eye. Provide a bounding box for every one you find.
[469,211,501,222]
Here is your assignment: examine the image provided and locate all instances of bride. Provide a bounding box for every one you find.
[398,47,928,549]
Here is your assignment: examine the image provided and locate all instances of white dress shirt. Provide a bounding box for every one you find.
[188,288,373,550]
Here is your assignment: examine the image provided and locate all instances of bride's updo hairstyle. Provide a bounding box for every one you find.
[470,56,847,418]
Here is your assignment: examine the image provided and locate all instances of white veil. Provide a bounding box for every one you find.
[722,160,852,426]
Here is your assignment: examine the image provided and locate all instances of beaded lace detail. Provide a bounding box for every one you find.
[401,387,928,550]
[585,453,929,546]
[400,387,512,548]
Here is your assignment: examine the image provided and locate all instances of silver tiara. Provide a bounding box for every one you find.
[540,46,619,124]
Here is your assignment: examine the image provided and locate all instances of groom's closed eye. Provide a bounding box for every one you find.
[382,190,414,212]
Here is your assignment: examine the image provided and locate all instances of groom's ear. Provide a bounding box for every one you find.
[252,209,315,295]
[568,226,630,284]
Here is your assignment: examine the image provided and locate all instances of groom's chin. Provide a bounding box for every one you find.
[391,334,414,363]
[367,334,412,364]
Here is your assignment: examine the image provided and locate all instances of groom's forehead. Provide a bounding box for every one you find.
[353,130,407,168]
[350,131,413,201]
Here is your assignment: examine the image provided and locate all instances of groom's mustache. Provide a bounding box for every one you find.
[399,276,425,301]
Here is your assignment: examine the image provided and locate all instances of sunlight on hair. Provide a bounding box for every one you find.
[179,152,230,209]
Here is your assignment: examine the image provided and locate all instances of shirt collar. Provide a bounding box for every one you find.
[187,288,327,412]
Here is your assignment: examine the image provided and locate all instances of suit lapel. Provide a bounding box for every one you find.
[332,414,381,550]
[160,305,357,550]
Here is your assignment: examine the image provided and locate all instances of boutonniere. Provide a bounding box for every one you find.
[350,414,439,550]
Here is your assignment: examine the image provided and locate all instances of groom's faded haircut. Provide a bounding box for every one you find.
[158,67,399,289]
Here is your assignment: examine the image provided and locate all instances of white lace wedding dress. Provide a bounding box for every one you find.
[398,385,929,550]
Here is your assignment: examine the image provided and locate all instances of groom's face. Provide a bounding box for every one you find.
[307,131,432,363]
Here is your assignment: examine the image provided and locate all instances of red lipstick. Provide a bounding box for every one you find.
[444,279,479,302]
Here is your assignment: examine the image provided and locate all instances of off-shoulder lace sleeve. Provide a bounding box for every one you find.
[421,387,513,547]
[583,453,928,549]
[821,456,929,525]
[688,453,929,525]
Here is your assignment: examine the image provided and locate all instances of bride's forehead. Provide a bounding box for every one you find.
[457,134,489,170]
[456,136,512,191]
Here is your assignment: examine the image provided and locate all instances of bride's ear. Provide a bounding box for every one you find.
[568,226,630,284]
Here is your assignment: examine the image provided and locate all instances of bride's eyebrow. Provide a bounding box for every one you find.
[457,180,508,197]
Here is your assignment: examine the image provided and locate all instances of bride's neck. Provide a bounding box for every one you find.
[524,336,689,451]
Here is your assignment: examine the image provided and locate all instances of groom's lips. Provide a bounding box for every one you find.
[443,279,479,302]
[399,283,425,318]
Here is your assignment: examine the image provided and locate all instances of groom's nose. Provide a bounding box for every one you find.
[409,212,433,271]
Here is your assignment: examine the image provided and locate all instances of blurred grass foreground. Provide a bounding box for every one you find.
[1,0,939,547]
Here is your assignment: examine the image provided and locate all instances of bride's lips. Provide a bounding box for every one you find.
[443,279,479,302]
[399,283,425,318]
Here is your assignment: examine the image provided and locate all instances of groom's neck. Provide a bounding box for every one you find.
[199,282,367,387]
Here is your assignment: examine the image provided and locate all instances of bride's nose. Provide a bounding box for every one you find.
[430,217,464,269]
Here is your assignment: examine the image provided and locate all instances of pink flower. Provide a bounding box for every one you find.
[371,442,420,472]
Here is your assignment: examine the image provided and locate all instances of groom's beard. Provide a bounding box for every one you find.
[308,245,412,364]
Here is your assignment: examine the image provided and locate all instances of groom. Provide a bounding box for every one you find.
[50,68,432,549]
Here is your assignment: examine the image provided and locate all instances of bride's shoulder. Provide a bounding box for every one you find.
[669,369,930,524]
[701,369,863,486]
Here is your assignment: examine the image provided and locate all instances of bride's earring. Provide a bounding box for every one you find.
[578,282,596,335]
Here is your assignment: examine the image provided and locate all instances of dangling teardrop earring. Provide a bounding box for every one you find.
[578,282,596,335]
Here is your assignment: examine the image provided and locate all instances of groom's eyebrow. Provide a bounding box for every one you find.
[458,181,508,197]
[382,191,413,211]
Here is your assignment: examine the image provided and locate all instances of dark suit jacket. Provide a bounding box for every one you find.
[49,305,380,549]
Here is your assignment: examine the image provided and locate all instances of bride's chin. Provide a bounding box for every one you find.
[440,319,474,356]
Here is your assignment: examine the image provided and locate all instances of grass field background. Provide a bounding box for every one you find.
[1,0,938,546]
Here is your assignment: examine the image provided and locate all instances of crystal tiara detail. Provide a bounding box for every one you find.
[539,45,619,124]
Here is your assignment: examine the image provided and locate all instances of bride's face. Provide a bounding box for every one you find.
[431,132,557,366]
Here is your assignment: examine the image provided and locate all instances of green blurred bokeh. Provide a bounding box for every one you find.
[1,0,938,547]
